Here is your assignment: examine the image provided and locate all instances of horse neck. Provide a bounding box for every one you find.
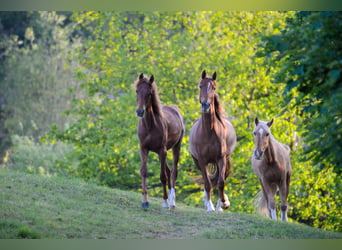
[201,106,222,134]
[142,96,163,129]
[265,136,277,164]
[202,96,226,132]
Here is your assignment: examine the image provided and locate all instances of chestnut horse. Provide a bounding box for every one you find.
[135,73,184,209]
[189,70,237,212]
[252,118,292,221]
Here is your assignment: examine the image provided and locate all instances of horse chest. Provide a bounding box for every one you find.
[200,141,223,160]
[140,132,164,149]
[261,163,283,182]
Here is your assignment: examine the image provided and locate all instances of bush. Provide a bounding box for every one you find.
[7,135,74,177]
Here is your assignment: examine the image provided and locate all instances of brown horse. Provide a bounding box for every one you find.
[135,73,185,209]
[251,117,292,221]
[189,70,237,212]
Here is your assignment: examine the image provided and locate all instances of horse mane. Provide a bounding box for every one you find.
[134,76,163,117]
[212,93,227,128]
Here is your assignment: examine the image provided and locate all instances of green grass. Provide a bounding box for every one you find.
[0,169,341,239]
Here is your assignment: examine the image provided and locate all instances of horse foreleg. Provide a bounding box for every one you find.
[217,158,230,210]
[280,173,291,221]
[159,148,169,209]
[199,161,214,212]
[140,148,149,208]
[262,181,277,219]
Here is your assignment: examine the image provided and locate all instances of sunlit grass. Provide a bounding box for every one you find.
[0,169,340,239]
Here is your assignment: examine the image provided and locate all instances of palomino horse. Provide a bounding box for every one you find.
[252,118,292,221]
[189,70,237,212]
[135,73,185,209]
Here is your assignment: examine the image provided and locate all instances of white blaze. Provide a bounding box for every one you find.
[259,128,264,136]
[207,81,211,92]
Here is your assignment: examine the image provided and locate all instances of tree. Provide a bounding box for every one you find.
[0,11,81,142]
[260,11,342,174]
[258,11,342,230]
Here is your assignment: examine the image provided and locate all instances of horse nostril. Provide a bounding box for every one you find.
[254,150,263,160]
[201,102,210,112]
[136,109,145,117]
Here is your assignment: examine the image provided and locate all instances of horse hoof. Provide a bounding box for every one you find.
[169,205,176,210]
[142,202,149,209]
[221,201,230,210]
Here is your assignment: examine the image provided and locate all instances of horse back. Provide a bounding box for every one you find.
[161,105,185,148]
[223,117,237,156]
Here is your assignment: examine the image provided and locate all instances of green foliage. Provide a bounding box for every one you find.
[17,226,41,239]
[46,11,296,217]
[0,11,81,143]
[8,135,74,177]
[289,151,341,231]
[260,11,342,173]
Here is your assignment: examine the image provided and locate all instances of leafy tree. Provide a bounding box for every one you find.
[258,11,342,230]
[0,11,81,142]
[260,11,342,174]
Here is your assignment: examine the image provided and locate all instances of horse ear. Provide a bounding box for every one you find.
[255,117,259,126]
[267,118,274,128]
[139,73,144,80]
[212,72,217,81]
[202,70,206,79]
[149,75,154,84]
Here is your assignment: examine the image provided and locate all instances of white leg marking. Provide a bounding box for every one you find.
[203,190,208,203]
[270,209,277,220]
[203,190,215,212]
[169,188,176,208]
[281,209,288,222]
[216,199,223,212]
[222,193,230,209]
[163,199,169,208]
[206,200,215,212]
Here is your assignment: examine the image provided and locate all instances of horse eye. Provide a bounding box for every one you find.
[253,132,256,136]
[266,133,269,136]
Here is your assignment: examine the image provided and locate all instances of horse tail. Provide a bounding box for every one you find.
[254,190,269,217]
[192,163,220,186]
[209,163,220,186]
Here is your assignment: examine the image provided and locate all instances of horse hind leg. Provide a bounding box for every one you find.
[159,148,170,209]
[216,193,229,212]
[140,148,149,208]
[218,157,233,211]
[280,173,291,221]
[168,140,181,209]
[217,158,230,210]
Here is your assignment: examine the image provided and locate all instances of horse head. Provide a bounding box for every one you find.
[199,70,217,113]
[135,73,154,117]
[253,117,274,160]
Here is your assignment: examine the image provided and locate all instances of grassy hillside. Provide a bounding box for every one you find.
[0,169,340,239]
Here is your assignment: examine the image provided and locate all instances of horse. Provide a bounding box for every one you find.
[251,117,292,221]
[135,73,185,209]
[189,70,237,212]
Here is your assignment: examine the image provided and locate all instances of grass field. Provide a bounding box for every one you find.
[0,169,341,239]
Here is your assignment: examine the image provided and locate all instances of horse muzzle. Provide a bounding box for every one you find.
[254,149,263,160]
[136,108,145,117]
[201,102,210,113]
